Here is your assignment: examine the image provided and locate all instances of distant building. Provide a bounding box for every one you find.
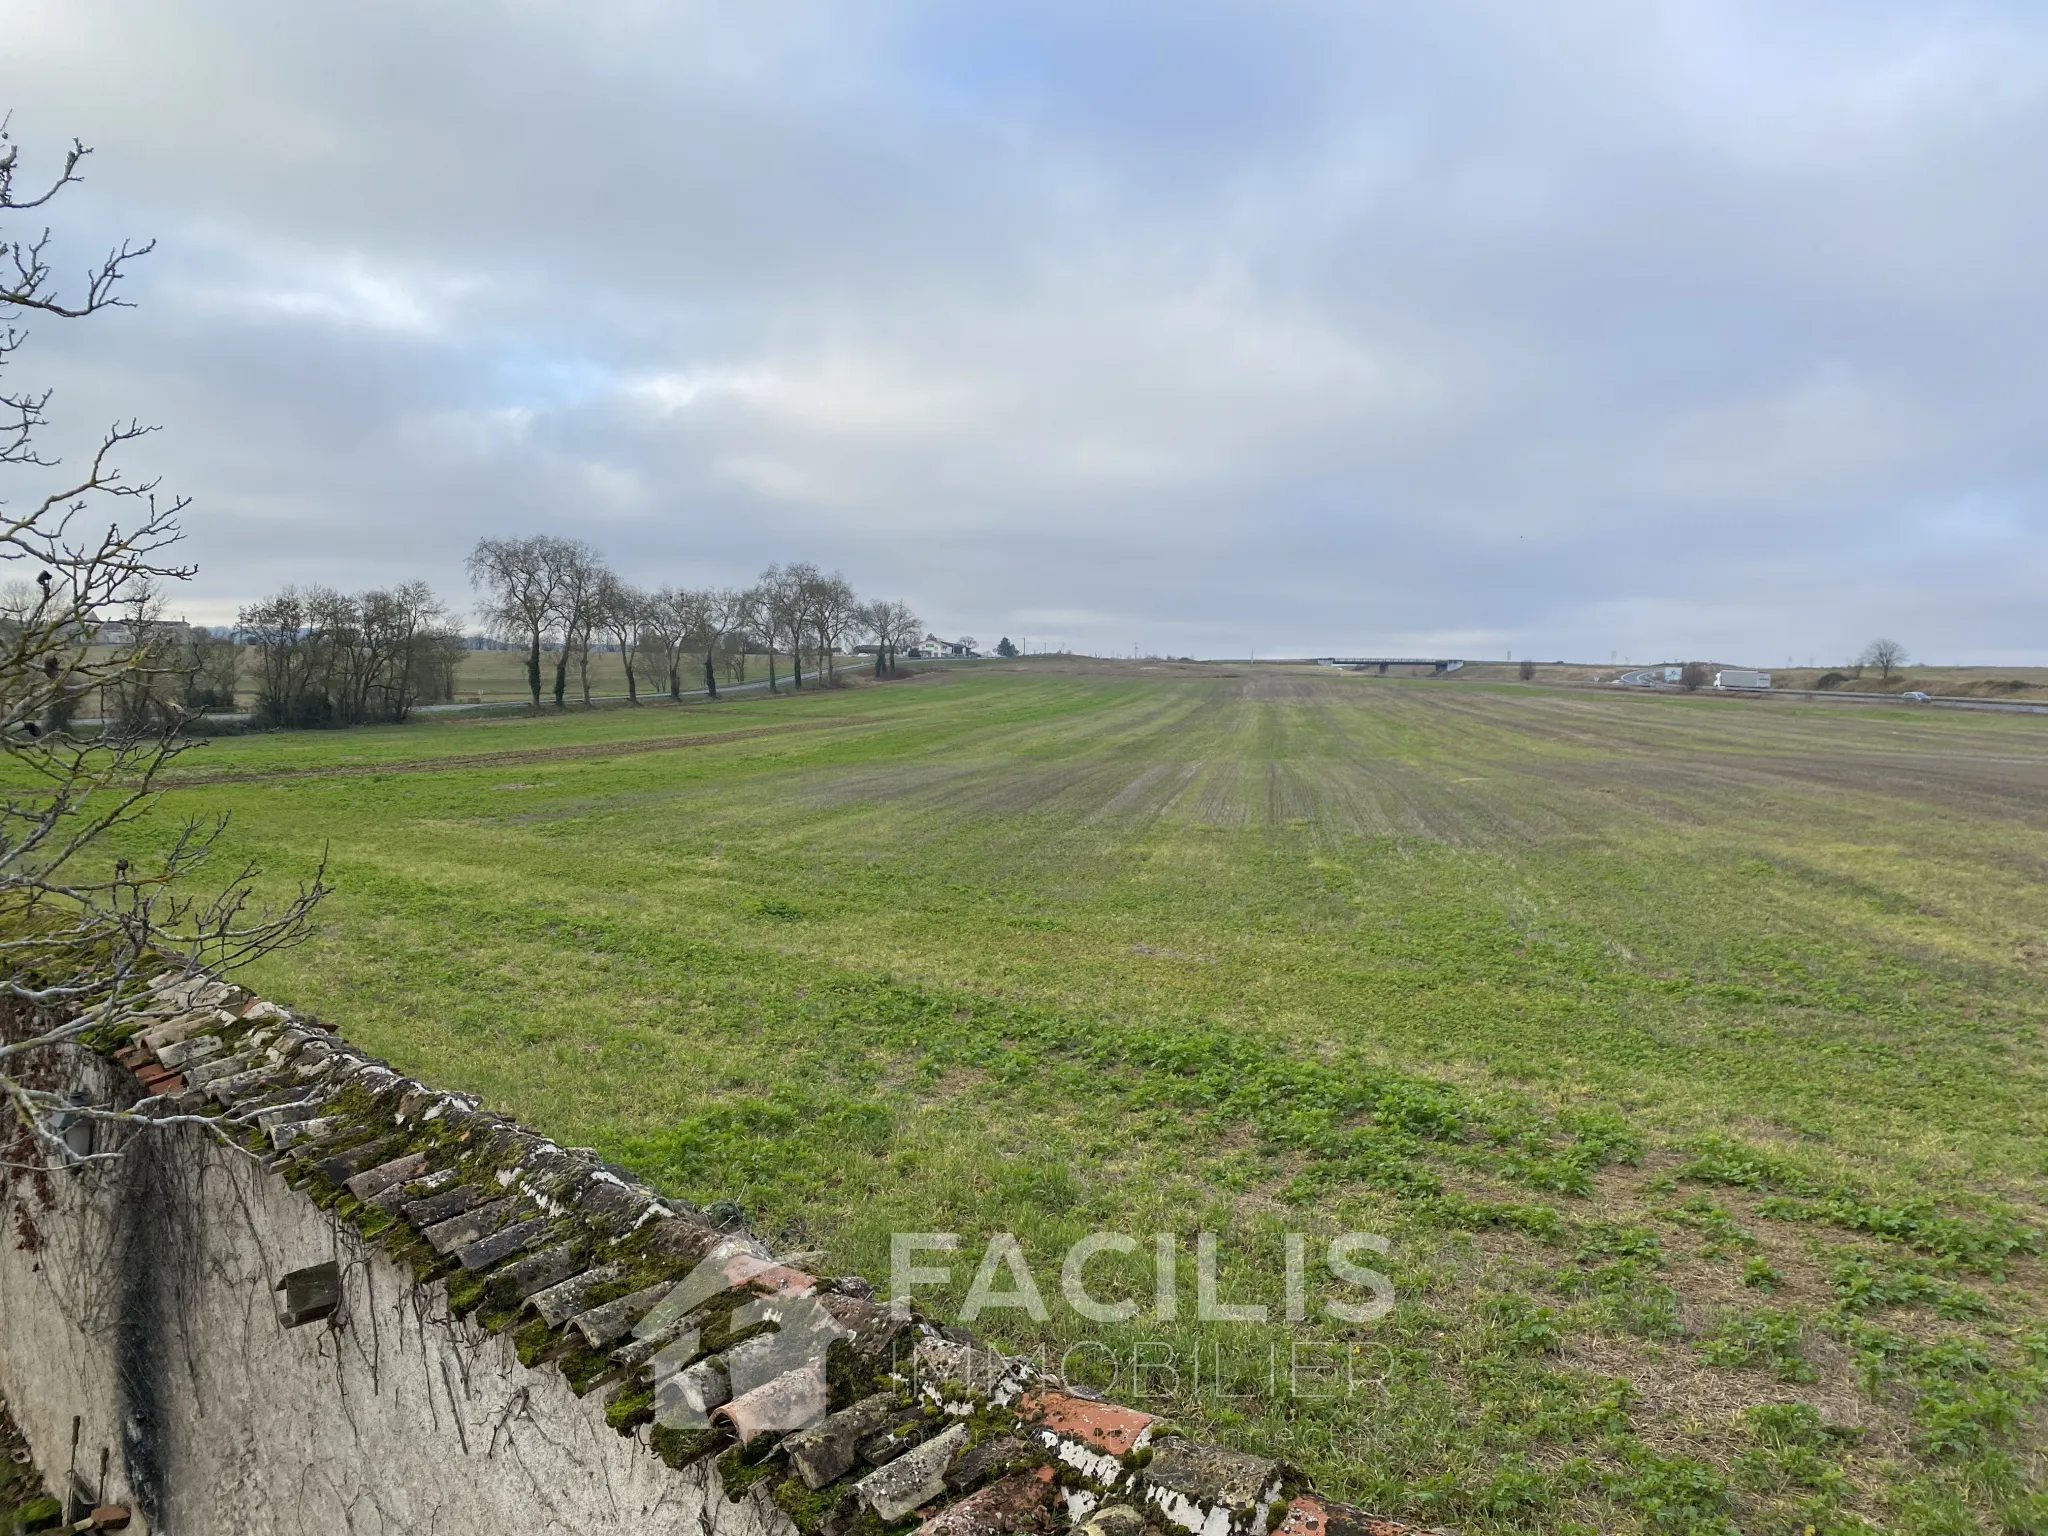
[910,633,979,659]
[94,619,196,647]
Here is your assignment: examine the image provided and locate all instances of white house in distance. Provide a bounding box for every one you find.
[907,633,979,659]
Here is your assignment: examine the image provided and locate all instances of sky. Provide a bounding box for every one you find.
[5,0,2046,663]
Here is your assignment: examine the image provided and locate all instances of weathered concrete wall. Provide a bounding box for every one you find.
[0,1051,791,1536]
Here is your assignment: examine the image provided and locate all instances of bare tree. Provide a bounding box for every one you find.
[364,582,463,721]
[596,571,648,703]
[1859,638,1908,681]
[103,579,192,731]
[758,563,810,691]
[467,535,565,708]
[862,598,921,677]
[693,587,749,701]
[639,586,693,700]
[550,542,606,706]
[311,585,379,725]
[887,602,922,674]
[809,572,857,684]
[181,625,242,713]
[1679,661,1712,691]
[784,562,829,688]
[724,600,757,684]
[1,125,325,1167]
[857,599,887,678]
[239,584,455,727]
[239,587,326,727]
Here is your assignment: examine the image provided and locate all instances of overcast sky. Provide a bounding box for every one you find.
[6,1,2046,662]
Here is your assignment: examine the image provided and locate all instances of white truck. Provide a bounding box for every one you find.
[1714,669,1772,691]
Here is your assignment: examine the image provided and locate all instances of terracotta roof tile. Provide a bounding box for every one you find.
[858,1422,970,1521]
[457,1215,555,1272]
[787,1391,899,1488]
[344,1151,429,1203]
[423,1194,524,1255]
[917,1471,1058,1536]
[1020,1390,1155,1454]
[569,1281,672,1348]
[400,1181,484,1227]
[530,1263,626,1327]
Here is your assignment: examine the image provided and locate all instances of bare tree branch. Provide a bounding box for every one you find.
[0,123,326,1174]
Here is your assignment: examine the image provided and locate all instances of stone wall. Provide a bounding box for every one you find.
[0,972,1431,1536]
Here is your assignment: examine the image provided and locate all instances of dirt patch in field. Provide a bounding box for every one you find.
[164,716,873,787]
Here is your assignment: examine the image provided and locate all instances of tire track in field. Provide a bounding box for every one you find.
[163,716,873,787]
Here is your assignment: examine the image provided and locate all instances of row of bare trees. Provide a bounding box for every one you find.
[467,537,922,708]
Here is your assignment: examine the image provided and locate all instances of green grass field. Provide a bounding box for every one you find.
[128,661,2048,1534]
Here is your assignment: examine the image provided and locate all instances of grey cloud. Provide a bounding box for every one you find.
[4,0,2045,660]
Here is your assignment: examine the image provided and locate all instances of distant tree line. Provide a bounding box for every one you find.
[235,582,466,727]
[45,539,930,731]
[465,536,921,709]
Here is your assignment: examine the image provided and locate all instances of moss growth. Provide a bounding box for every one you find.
[407,1246,457,1287]
[8,1493,63,1532]
[560,1342,614,1396]
[688,1284,756,1346]
[474,1298,524,1335]
[951,1399,1021,1453]
[606,1380,657,1434]
[445,1268,490,1318]
[717,1444,787,1503]
[573,1275,638,1311]
[513,1317,557,1368]
[651,1422,729,1470]
[86,1016,143,1050]
[827,1334,898,1411]
[772,1472,848,1534]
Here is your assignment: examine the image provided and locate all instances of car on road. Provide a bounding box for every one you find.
[1901,691,1931,702]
